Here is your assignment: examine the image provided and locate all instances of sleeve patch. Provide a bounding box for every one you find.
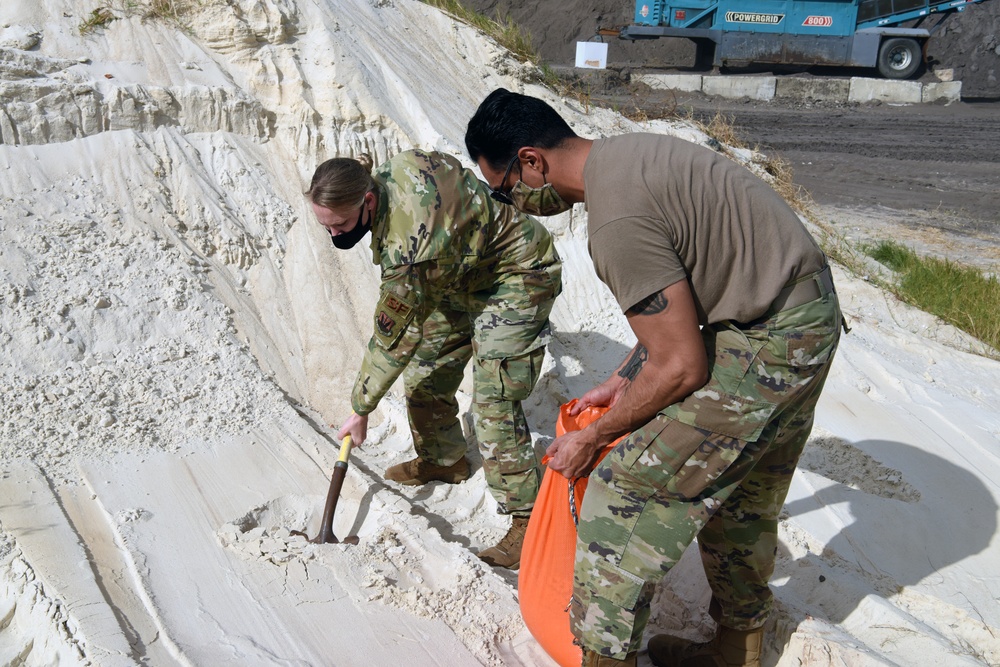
[373,291,417,349]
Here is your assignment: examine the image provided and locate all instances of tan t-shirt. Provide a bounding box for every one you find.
[583,134,825,324]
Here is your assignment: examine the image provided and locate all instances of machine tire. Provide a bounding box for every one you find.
[877,37,922,79]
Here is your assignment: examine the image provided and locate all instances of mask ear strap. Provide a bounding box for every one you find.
[499,153,520,190]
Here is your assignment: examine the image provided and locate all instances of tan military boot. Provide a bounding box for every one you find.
[383,457,470,486]
[476,516,529,569]
[647,625,764,667]
[581,648,637,666]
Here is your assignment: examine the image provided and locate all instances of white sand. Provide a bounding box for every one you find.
[1,1,999,665]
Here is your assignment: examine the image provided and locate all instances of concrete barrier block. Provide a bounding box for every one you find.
[702,76,776,101]
[848,78,922,104]
[774,77,850,102]
[922,81,962,104]
[637,74,703,93]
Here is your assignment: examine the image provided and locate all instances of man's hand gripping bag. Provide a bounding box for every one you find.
[518,400,626,667]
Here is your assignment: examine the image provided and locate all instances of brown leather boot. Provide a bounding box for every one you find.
[476,516,529,569]
[383,457,470,486]
[581,648,637,666]
[648,625,764,667]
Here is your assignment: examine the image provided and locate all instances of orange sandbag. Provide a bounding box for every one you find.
[518,400,626,667]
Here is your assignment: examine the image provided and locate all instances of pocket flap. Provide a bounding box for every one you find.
[662,390,777,443]
[588,556,645,611]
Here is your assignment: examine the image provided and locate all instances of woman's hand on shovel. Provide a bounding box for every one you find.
[337,412,368,447]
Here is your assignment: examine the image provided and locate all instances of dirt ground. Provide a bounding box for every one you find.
[671,92,1000,269]
[566,76,1000,270]
[464,1,1000,270]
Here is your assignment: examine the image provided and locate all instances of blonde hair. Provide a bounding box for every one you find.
[306,154,376,210]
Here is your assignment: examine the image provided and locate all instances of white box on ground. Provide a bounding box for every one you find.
[575,41,608,69]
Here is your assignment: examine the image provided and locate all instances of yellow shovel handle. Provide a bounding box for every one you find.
[337,435,352,464]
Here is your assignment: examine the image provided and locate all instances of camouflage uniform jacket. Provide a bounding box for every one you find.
[350,149,560,416]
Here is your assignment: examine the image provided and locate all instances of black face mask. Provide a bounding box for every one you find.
[330,205,371,250]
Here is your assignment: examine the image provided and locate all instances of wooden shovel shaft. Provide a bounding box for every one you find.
[315,435,352,544]
[315,461,348,543]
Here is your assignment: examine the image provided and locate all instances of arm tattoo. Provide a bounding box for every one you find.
[627,291,669,316]
[618,344,648,382]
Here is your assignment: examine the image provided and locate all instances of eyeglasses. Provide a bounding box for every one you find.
[487,155,520,206]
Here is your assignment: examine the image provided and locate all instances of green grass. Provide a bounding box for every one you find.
[78,0,192,35]
[144,0,188,23]
[865,240,1000,353]
[78,7,118,34]
[420,0,537,62]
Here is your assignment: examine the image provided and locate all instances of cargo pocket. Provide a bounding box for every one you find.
[664,389,777,442]
[472,354,540,475]
[598,416,673,492]
[646,393,778,500]
[473,348,544,403]
[588,555,646,612]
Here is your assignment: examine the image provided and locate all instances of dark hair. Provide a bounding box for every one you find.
[465,88,577,170]
[305,154,375,210]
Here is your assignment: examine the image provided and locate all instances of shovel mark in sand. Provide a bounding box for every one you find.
[217,494,330,565]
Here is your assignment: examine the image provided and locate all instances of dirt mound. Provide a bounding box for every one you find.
[465,0,1000,97]
[463,0,696,66]
[927,2,1000,98]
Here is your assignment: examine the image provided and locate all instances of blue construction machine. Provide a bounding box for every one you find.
[616,0,989,78]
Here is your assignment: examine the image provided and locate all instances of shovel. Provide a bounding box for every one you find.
[293,435,360,545]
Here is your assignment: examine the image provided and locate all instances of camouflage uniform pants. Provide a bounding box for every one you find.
[570,287,842,659]
[403,267,559,516]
